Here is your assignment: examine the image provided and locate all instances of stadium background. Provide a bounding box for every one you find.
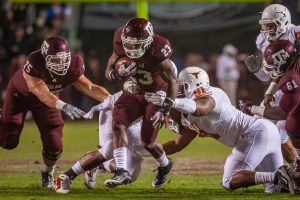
[0,0,300,199]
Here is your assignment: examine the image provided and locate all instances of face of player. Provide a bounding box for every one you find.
[261,22,277,37]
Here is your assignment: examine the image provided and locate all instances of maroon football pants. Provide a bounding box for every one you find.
[113,91,160,143]
[0,79,64,155]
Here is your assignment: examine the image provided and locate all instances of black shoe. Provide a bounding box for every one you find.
[41,171,54,189]
[152,158,173,188]
[274,165,296,194]
[104,168,132,188]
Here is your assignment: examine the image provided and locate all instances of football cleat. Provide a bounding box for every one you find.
[84,167,99,189]
[54,174,72,194]
[152,158,173,188]
[104,168,132,188]
[41,171,54,189]
[274,165,296,194]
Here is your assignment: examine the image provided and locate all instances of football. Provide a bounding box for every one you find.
[114,56,136,72]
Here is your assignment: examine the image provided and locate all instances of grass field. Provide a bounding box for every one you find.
[0,121,296,199]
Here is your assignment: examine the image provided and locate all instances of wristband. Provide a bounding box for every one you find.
[162,97,175,114]
[55,100,66,110]
[265,82,278,95]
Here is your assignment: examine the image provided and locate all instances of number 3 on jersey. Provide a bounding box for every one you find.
[136,69,153,85]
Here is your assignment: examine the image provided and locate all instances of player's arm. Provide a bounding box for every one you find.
[23,70,60,108]
[239,100,287,120]
[72,74,110,102]
[23,70,85,120]
[163,126,197,155]
[105,51,120,81]
[157,59,178,100]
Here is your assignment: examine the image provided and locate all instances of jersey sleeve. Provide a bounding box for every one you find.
[73,55,85,80]
[148,36,173,66]
[23,54,41,78]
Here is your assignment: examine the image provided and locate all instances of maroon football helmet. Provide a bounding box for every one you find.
[41,36,71,76]
[263,39,296,79]
[121,18,154,59]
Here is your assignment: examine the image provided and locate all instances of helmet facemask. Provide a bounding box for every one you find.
[45,51,71,76]
[121,34,153,59]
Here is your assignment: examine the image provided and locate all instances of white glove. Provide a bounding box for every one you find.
[151,111,168,129]
[144,91,167,106]
[84,95,112,119]
[62,104,85,120]
[123,77,140,94]
[117,62,137,77]
[244,55,261,73]
[166,118,179,133]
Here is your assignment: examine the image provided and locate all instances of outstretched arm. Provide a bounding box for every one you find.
[163,126,197,155]
[72,74,110,102]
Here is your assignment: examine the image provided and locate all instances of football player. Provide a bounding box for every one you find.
[0,36,110,188]
[145,67,296,194]
[244,3,298,165]
[54,69,178,193]
[240,39,300,186]
[104,18,178,188]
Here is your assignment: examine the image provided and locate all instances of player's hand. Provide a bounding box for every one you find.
[263,94,275,107]
[145,91,167,106]
[244,55,261,73]
[117,62,137,77]
[151,111,168,129]
[166,118,179,133]
[238,99,253,116]
[62,103,85,120]
[123,77,140,94]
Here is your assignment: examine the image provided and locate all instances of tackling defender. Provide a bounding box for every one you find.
[145,67,296,194]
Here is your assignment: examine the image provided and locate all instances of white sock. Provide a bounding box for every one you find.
[295,148,300,159]
[155,152,169,167]
[102,160,113,172]
[71,161,85,175]
[255,172,275,184]
[44,165,55,174]
[113,147,127,170]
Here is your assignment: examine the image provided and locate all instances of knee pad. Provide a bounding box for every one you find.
[42,149,62,161]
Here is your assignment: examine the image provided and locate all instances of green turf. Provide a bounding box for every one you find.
[0,121,296,199]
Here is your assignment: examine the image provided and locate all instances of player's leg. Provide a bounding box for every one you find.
[105,91,143,187]
[32,105,64,188]
[276,120,297,164]
[0,81,27,149]
[54,149,106,193]
[222,120,294,193]
[141,102,172,188]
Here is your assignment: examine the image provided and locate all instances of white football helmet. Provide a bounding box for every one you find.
[177,66,211,99]
[259,4,291,41]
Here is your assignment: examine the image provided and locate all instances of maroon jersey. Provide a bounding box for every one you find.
[17,50,84,95]
[278,60,300,114]
[113,27,173,93]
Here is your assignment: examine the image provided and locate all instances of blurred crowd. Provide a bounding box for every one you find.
[1,2,295,117]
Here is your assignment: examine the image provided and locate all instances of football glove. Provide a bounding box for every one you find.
[117,62,137,77]
[238,99,253,116]
[62,103,85,120]
[244,55,261,73]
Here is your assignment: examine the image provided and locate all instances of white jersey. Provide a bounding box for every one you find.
[256,24,300,53]
[181,87,255,147]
